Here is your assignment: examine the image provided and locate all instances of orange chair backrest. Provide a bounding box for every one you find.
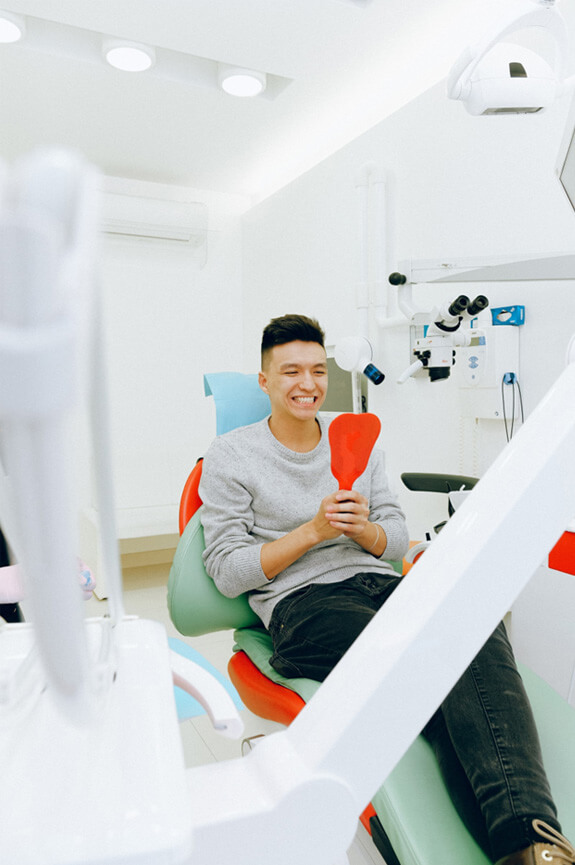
[178,458,204,535]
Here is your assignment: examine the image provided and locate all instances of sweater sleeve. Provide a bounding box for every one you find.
[368,450,410,563]
[199,436,269,597]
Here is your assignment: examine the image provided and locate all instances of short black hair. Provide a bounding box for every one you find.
[261,314,325,368]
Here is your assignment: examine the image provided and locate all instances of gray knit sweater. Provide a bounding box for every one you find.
[199,415,409,628]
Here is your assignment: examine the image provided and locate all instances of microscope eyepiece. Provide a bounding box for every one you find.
[448,295,469,317]
[467,295,489,317]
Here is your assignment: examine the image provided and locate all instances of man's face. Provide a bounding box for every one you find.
[259,340,328,423]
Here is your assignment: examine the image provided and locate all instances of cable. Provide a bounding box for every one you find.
[502,375,511,441]
[516,377,525,424]
[501,374,525,442]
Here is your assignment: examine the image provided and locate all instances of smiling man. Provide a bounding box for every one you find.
[199,314,403,635]
[199,313,573,865]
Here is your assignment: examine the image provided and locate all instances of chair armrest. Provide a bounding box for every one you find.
[401,473,478,494]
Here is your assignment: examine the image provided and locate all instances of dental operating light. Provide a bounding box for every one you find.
[447,0,570,115]
[334,335,385,385]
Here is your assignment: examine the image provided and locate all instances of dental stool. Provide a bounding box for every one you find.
[168,374,575,864]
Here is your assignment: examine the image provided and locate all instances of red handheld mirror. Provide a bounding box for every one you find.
[328,412,382,490]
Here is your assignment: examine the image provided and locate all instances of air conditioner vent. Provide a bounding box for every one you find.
[101,191,208,250]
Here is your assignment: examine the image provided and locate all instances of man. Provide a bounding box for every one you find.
[200,314,574,865]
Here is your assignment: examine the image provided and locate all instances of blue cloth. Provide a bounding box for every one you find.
[169,637,244,721]
[203,372,270,435]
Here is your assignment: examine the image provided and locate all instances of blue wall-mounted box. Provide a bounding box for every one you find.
[491,305,525,326]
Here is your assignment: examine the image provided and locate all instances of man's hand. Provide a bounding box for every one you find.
[323,489,387,557]
[322,489,370,539]
[261,489,384,581]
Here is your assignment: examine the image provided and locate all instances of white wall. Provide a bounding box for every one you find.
[241,80,575,697]
[97,183,249,522]
[243,80,575,529]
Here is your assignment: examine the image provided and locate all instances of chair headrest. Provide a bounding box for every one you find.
[204,372,270,435]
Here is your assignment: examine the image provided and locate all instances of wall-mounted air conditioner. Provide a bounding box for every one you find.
[100,190,208,251]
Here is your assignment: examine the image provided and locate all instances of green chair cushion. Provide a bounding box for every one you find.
[520,665,575,839]
[371,737,489,864]
[234,626,575,865]
[167,509,260,636]
[371,663,575,865]
[233,627,320,703]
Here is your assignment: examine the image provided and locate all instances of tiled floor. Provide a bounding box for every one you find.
[82,562,385,865]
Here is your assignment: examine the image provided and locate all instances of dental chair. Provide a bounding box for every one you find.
[168,373,575,865]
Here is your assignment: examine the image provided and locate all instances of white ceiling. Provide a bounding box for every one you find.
[0,0,570,202]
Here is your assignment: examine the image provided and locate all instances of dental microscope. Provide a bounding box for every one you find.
[389,273,490,384]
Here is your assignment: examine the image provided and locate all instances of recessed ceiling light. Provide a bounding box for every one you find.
[103,39,155,72]
[0,11,25,43]
[218,65,266,97]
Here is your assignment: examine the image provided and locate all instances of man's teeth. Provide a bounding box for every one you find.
[294,397,315,403]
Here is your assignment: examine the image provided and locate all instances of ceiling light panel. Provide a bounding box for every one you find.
[1,12,291,98]
[218,65,266,97]
[103,39,155,72]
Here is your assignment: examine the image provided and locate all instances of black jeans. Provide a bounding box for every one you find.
[268,573,561,862]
